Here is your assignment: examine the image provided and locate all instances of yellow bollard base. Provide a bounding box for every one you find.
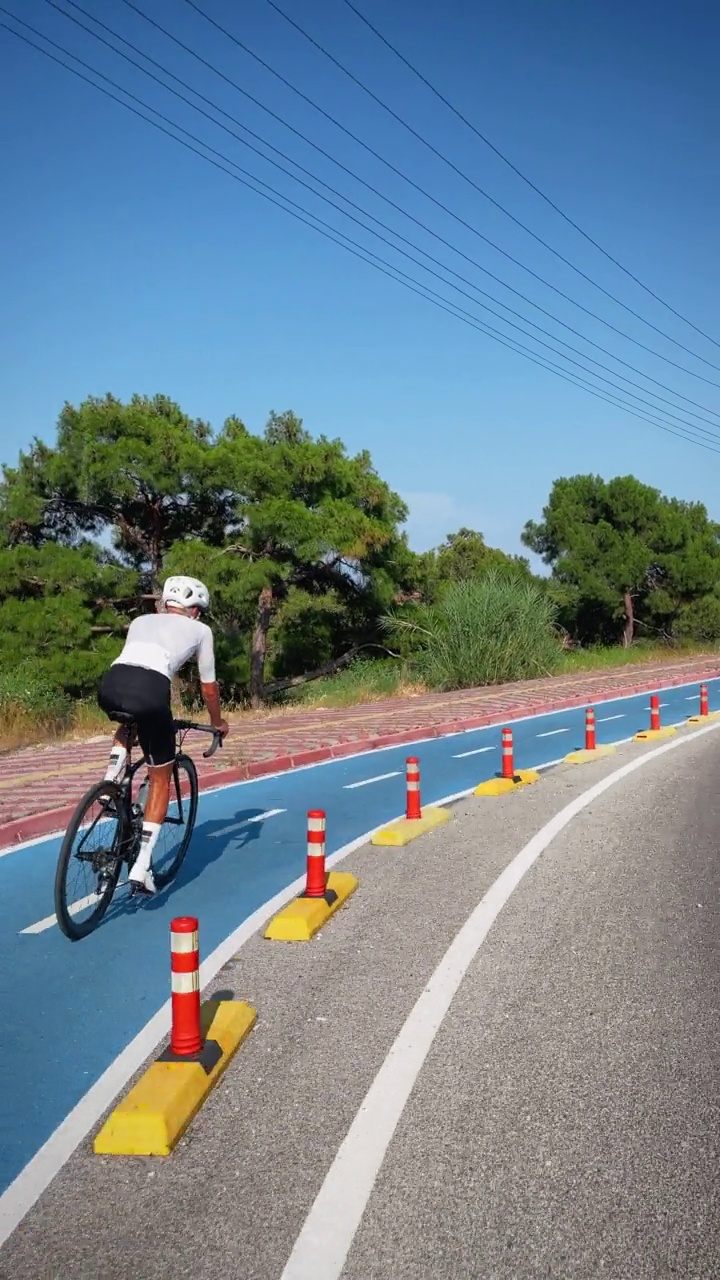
[473,769,540,797]
[687,711,720,724]
[264,870,358,941]
[370,806,451,847]
[633,726,677,741]
[564,745,617,765]
[93,1000,257,1157]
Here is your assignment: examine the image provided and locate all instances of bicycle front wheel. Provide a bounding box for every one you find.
[54,781,126,941]
[152,754,198,891]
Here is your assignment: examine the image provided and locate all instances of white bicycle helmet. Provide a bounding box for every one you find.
[161,575,210,612]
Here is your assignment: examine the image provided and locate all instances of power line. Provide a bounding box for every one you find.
[3,15,720,459]
[4,8,718,457]
[339,0,720,355]
[265,0,717,368]
[137,0,720,387]
[111,0,720,400]
[41,0,720,431]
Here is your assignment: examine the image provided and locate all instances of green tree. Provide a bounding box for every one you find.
[0,542,137,694]
[4,394,234,588]
[0,398,419,707]
[522,474,720,645]
[434,527,531,585]
[167,411,411,704]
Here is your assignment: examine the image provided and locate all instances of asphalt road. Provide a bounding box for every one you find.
[1,677,713,1211]
[2,716,718,1278]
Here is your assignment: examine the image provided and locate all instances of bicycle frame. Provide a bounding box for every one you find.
[118,717,220,841]
[125,755,189,829]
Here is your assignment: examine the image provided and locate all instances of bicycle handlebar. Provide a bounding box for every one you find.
[173,719,225,759]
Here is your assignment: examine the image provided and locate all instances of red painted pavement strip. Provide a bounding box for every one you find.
[1,657,718,849]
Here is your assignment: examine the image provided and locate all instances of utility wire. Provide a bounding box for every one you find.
[339,0,720,354]
[265,0,717,366]
[126,0,720,385]
[3,15,720,458]
[40,0,720,430]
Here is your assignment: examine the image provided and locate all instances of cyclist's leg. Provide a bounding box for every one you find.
[97,667,138,781]
[128,701,176,893]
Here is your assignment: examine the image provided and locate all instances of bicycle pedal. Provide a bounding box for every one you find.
[129,881,154,899]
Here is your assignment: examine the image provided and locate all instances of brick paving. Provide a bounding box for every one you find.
[1,654,718,845]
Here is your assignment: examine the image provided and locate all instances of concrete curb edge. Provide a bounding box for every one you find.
[1,666,717,849]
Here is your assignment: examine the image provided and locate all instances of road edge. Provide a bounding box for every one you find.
[1,665,717,848]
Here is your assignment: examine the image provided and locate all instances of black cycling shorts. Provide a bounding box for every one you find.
[97,664,175,766]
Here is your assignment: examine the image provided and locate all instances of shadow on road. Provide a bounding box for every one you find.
[103,807,273,924]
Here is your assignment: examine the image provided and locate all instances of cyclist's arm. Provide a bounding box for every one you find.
[197,625,228,735]
[201,681,226,731]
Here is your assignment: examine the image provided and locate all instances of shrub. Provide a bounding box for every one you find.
[0,664,73,741]
[383,570,561,690]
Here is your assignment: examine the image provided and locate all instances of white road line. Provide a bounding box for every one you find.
[279,720,720,1280]
[208,808,285,839]
[344,772,401,790]
[20,884,129,937]
[597,713,625,722]
[536,727,570,738]
[20,895,97,936]
[0,721,712,1249]
[452,746,494,759]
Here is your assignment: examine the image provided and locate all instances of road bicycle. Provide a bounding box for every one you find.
[54,719,223,941]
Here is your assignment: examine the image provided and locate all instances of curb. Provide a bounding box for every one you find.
[93,998,256,1156]
[1,667,718,849]
[370,806,451,847]
[474,769,540,796]
[264,870,359,942]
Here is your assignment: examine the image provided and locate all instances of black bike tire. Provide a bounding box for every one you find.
[153,754,198,891]
[54,780,126,941]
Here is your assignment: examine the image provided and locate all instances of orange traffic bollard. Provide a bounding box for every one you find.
[500,727,515,779]
[406,757,422,820]
[169,916,203,1057]
[304,810,327,897]
[650,695,661,731]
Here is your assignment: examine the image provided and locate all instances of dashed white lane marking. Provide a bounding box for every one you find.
[20,884,129,936]
[209,808,285,838]
[597,713,625,722]
[452,746,494,759]
[280,720,720,1280]
[21,895,98,936]
[536,727,571,738]
[344,772,401,790]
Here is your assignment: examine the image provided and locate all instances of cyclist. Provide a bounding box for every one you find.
[97,575,229,895]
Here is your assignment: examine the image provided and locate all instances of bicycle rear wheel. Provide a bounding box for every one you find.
[152,754,198,891]
[54,781,126,941]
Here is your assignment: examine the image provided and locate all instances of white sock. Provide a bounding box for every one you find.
[130,822,162,879]
[104,745,127,783]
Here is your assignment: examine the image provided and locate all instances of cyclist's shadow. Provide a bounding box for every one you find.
[109,808,271,919]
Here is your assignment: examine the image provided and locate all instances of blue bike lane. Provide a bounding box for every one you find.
[0,678,715,1204]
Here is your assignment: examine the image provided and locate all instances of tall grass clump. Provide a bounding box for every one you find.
[0,665,72,748]
[383,571,562,690]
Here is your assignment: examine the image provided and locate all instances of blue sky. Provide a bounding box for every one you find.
[1,0,718,559]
